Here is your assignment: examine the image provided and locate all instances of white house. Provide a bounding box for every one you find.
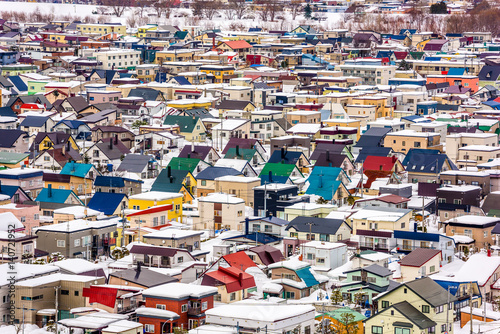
[302,241,348,273]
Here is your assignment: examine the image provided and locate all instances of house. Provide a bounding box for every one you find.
[0,129,29,153]
[211,119,251,146]
[305,167,351,205]
[0,212,37,263]
[128,191,183,223]
[348,207,413,234]
[340,264,399,304]
[163,115,206,142]
[443,215,500,250]
[0,167,43,198]
[52,120,90,140]
[82,284,143,315]
[352,194,410,209]
[439,170,491,196]
[34,145,83,171]
[117,154,159,179]
[150,167,196,203]
[178,145,220,166]
[317,307,365,334]
[267,148,310,173]
[94,176,143,196]
[371,277,456,334]
[91,126,135,149]
[143,229,203,253]
[213,175,260,207]
[108,267,179,289]
[245,244,284,267]
[403,149,457,183]
[85,137,131,168]
[200,261,256,303]
[245,216,289,237]
[34,218,118,260]
[302,241,348,273]
[437,185,482,221]
[199,302,315,334]
[253,183,308,219]
[223,146,266,169]
[0,152,29,168]
[284,216,352,256]
[166,157,211,177]
[393,230,455,265]
[399,248,442,282]
[35,185,84,215]
[267,258,328,299]
[43,172,91,197]
[87,192,128,216]
[19,116,54,136]
[196,193,245,231]
[138,283,218,332]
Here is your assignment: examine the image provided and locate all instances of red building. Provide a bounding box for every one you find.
[137,282,218,333]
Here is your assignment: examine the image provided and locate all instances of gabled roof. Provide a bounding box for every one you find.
[355,127,392,148]
[404,277,457,306]
[222,251,257,271]
[248,244,283,266]
[203,266,255,293]
[286,216,348,234]
[117,154,153,173]
[93,138,130,160]
[310,143,346,160]
[163,115,200,133]
[151,168,191,192]
[224,147,257,161]
[178,145,213,160]
[166,157,202,173]
[60,162,94,178]
[259,163,301,178]
[314,152,349,168]
[305,166,346,201]
[381,301,436,329]
[19,116,50,128]
[65,96,88,113]
[363,155,399,172]
[268,150,307,165]
[403,149,457,173]
[35,187,82,204]
[222,138,261,154]
[109,268,178,288]
[220,40,252,50]
[0,129,28,148]
[87,192,127,215]
[196,167,242,180]
[400,248,441,267]
[128,87,162,101]
[345,263,392,277]
[216,100,254,110]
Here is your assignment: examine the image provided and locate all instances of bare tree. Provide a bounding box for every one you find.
[153,0,176,18]
[203,0,223,20]
[226,0,247,20]
[289,0,302,20]
[135,0,154,18]
[101,0,131,17]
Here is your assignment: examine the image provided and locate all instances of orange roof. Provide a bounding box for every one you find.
[221,40,253,50]
[222,251,257,271]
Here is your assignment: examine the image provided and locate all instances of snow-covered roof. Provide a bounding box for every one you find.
[303,241,346,250]
[198,192,244,204]
[143,228,204,239]
[135,307,179,319]
[452,253,500,286]
[142,282,218,299]
[50,258,104,274]
[16,273,102,287]
[53,206,104,218]
[34,218,119,233]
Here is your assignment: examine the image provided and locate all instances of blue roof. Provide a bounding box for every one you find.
[0,107,16,117]
[433,280,478,297]
[0,169,43,179]
[222,232,281,244]
[482,100,500,110]
[268,150,304,164]
[0,184,21,198]
[55,120,86,129]
[171,76,191,85]
[305,167,345,201]
[403,149,457,172]
[196,167,242,180]
[60,162,94,178]
[447,68,465,76]
[87,192,127,215]
[8,76,27,92]
[393,230,441,242]
[259,175,291,185]
[94,176,125,188]
[36,188,82,204]
[19,116,49,128]
[296,266,320,287]
[399,29,417,35]
[424,57,442,61]
[401,115,432,123]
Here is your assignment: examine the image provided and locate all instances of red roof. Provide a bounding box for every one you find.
[205,266,256,293]
[221,40,252,50]
[363,155,398,172]
[20,103,43,109]
[83,286,118,308]
[394,51,408,60]
[127,204,173,217]
[222,251,257,271]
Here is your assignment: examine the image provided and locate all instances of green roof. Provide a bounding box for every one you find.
[167,157,201,173]
[323,307,366,323]
[163,115,199,133]
[0,152,29,164]
[259,163,302,177]
[409,51,425,60]
[224,148,256,161]
[488,209,500,217]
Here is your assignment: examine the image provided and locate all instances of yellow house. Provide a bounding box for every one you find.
[351,96,392,119]
[137,24,157,38]
[43,175,92,196]
[77,23,126,36]
[199,65,235,83]
[163,115,207,142]
[135,64,159,83]
[383,130,442,154]
[348,207,413,234]
[37,134,78,153]
[167,99,211,111]
[128,191,183,223]
[323,119,362,140]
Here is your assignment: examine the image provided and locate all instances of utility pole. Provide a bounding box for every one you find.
[446,286,451,332]
[263,181,267,217]
[470,282,473,334]
[55,285,60,334]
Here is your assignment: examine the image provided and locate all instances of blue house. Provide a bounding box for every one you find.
[0,51,18,65]
[87,192,127,216]
[305,166,350,204]
[416,101,438,115]
[60,162,99,180]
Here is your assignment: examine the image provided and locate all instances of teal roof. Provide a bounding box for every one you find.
[305,166,346,201]
[60,162,94,178]
[296,266,320,288]
[163,115,199,133]
[36,188,83,204]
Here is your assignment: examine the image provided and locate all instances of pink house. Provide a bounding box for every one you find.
[0,203,40,235]
[88,90,122,105]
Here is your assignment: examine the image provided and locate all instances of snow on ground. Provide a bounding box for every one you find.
[0,1,344,31]
[200,229,242,262]
[0,324,52,334]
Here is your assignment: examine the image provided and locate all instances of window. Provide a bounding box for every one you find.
[237,210,243,217]
[372,326,383,334]
[181,304,188,312]
[57,240,65,247]
[352,275,362,281]
[430,265,436,273]
[285,291,295,299]
[395,328,410,334]
[484,231,488,238]
[422,305,430,313]
[74,239,80,247]
[156,304,166,310]
[202,301,207,311]
[381,301,389,309]
[201,180,206,186]
[429,327,435,334]
[305,326,311,334]
[441,325,447,332]
[74,291,79,296]
[153,217,158,227]
[453,199,462,205]
[61,290,69,295]
[229,293,236,301]
[435,305,444,314]
[178,256,183,263]
[145,324,155,333]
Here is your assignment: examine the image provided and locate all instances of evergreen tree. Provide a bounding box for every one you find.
[304,3,312,19]
[331,288,343,305]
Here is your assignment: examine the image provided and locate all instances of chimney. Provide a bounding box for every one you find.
[167,166,171,177]
[191,141,194,153]
[280,147,285,159]
[48,184,52,198]
[0,180,2,192]
[245,217,249,234]
[238,272,244,284]
[236,145,240,157]
[109,138,113,150]
[268,171,272,183]
[134,261,142,280]
[169,175,174,183]
[72,161,75,172]
[115,134,118,145]
[188,153,191,159]
[326,150,330,161]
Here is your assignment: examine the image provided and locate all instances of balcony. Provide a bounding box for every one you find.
[395,244,437,252]
[188,307,202,316]
[358,242,390,252]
